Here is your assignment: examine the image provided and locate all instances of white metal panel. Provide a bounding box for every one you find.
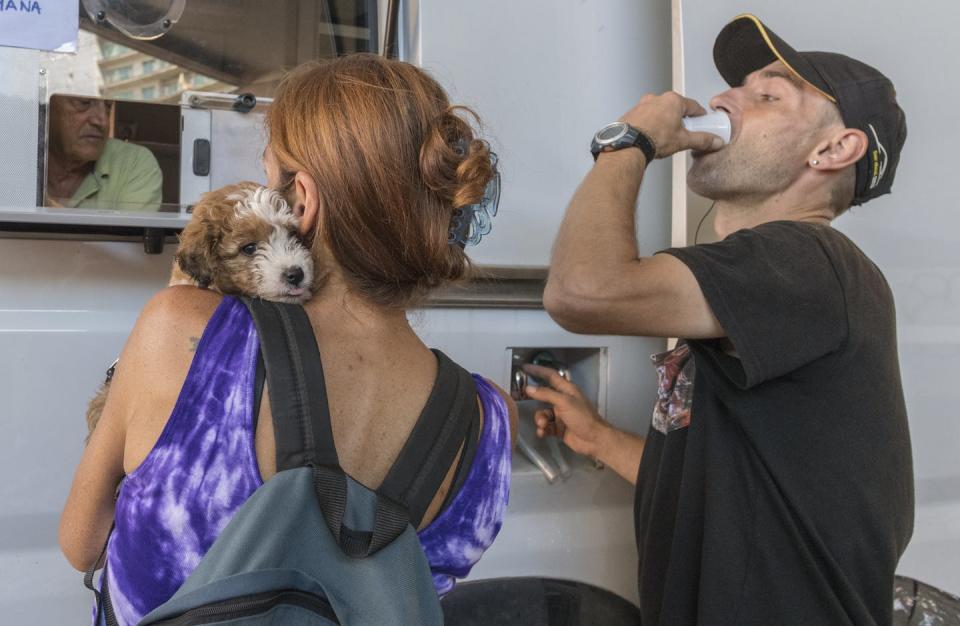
[418,0,673,267]
[180,107,269,207]
[0,239,176,623]
[209,109,269,190]
[179,106,212,206]
[0,47,41,207]
[0,205,190,227]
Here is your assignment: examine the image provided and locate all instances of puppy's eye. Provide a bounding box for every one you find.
[240,243,258,256]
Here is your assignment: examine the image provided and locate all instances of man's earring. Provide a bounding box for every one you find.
[810,159,820,166]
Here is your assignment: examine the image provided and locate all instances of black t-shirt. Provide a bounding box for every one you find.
[635,221,914,625]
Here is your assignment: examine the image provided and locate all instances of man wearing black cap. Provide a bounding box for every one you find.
[525,13,913,624]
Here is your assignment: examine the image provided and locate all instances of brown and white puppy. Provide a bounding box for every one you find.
[85,181,314,441]
[171,181,314,302]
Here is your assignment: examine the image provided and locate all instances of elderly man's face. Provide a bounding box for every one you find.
[687,61,835,202]
[50,97,110,164]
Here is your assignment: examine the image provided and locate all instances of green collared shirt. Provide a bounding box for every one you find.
[66,138,163,211]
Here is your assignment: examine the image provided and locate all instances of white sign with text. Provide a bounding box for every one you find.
[0,1,77,53]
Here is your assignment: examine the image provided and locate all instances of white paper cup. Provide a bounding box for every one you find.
[682,111,731,144]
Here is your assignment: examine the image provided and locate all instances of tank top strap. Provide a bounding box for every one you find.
[175,295,260,418]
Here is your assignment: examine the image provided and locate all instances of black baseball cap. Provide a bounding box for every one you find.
[713,14,907,205]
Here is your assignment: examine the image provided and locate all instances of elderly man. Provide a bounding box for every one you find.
[526,14,912,625]
[46,95,162,211]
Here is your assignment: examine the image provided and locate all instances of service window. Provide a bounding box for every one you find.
[0,0,381,246]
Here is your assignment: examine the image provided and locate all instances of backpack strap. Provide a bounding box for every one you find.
[242,297,349,549]
[241,298,477,558]
[83,522,119,626]
[242,297,337,470]
[377,350,479,529]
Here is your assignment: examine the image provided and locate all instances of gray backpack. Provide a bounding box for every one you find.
[90,298,479,625]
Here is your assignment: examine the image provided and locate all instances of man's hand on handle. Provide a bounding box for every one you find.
[522,364,647,485]
[522,364,607,459]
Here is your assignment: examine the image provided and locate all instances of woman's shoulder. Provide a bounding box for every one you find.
[140,285,224,325]
[128,286,223,349]
[119,286,224,405]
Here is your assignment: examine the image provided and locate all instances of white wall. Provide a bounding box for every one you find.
[418,0,673,267]
[681,1,960,593]
[0,239,174,623]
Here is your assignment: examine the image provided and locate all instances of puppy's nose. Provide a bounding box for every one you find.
[284,266,305,286]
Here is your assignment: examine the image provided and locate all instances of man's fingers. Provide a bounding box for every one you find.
[534,408,565,439]
[686,130,725,153]
[533,408,555,427]
[681,97,708,118]
[523,382,568,408]
[522,364,579,396]
[537,422,565,439]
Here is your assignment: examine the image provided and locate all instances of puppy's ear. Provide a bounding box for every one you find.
[176,206,220,289]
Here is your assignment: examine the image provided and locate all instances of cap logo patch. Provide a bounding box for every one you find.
[867,123,889,190]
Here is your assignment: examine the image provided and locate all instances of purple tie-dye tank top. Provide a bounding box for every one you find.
[99,296,511,625]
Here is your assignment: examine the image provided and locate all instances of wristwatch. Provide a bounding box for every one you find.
[590,122,657,163]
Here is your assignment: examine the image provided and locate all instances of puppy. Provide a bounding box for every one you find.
[85,182,314,441]
[170,182,314,302]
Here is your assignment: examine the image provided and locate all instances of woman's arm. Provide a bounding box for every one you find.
[59,378,127,571]
[59,286,219,571]
[59,305,148,571]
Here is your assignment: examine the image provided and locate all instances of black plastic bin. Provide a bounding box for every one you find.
[441,577,641,625]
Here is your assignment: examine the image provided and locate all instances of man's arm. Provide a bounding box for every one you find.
[522,365,645,484]
[592,427,646,487]
[545,92,726,339]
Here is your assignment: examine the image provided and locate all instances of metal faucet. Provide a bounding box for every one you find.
[512,352,575,481]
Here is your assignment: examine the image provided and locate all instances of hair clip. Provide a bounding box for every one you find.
[449,149,501,248]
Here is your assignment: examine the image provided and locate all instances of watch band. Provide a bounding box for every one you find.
[591,124,657,164]
[630,129,657,165]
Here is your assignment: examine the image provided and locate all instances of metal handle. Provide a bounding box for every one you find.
[517,434,559,483]
[512,351,605,471]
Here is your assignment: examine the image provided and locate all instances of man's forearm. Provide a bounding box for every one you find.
[549,149,648,291]
[550,91,721,295]
[593,423,646,486]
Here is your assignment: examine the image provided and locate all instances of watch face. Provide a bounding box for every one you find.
[595,122,628,145]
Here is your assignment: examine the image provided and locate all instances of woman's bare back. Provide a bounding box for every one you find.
[122,287,475,528]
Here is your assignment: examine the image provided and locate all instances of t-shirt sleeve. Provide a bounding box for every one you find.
[659,222,847,388]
